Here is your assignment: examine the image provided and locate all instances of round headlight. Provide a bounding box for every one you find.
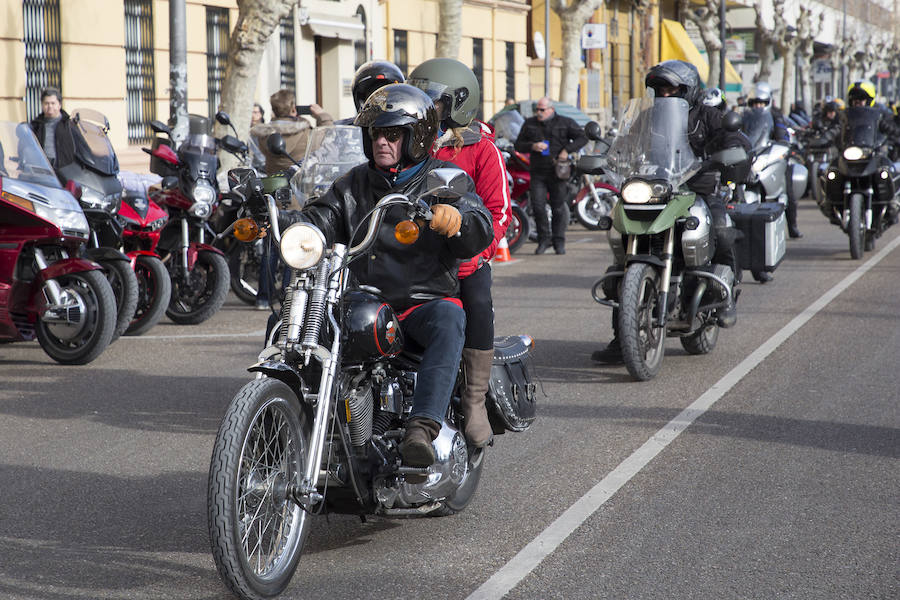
[192,181,217,205]
[621,181,653,204]
[189,201,213,218]
[279,222,326,270]
[843,146,864,161]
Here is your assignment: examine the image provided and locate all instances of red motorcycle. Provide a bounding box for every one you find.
[0,121,116,363]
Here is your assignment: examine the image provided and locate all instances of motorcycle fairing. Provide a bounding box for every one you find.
[742,108,775,151]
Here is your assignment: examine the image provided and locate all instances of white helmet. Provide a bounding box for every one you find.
[702,87,724,107]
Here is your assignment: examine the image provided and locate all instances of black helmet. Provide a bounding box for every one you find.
[645,60,701,106]
[407,57,481,129]
[351,60,406,112]
[823,101,838,114]
[341,290,404,363]
[354,83,439,166]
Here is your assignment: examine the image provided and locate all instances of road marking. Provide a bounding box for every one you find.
[466,234,900,600]
[126,329,267,340]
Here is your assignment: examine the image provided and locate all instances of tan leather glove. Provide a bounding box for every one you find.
[430,204,462,237]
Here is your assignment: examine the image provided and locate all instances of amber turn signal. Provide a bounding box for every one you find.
[233,218,261,242]
[394,220,420,244]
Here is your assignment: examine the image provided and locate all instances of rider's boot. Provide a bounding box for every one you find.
[400,417,440,466]
[591,337,623,364]
[460,348,494,447]
[786,196,803,238]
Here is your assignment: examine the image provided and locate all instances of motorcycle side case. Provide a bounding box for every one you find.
[486,335,536,434]
[788,160,809,201]
[727,202,786,273]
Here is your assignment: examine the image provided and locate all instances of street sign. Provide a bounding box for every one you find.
[533,31,546,60]
[726,38,745,62]
[581,23,606,50]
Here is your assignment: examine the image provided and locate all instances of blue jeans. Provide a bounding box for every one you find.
[400,299,466,424]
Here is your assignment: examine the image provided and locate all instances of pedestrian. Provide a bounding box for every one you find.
[248,102,266,171]
[513,97,587,254]
[29,86,77,175]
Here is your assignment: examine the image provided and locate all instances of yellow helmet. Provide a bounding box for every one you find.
[847,81,876,106]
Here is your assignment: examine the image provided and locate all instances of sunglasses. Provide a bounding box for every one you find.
[535,107,550,112]
[370,127,405,142]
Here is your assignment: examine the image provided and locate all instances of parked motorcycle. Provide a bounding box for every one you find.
[0,121,116,363]
[56,108,138,340]
[207,167,536,599]
[821,106,900,258]
[591,95,746,381]
[144,113,245,324]
[116,171,172,335]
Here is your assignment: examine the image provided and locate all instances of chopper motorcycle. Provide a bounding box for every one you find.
[207,166,536,599]
[821,106,900,259]
[143,113,245,324]
[56,108,138,340]
[590,95,747,381]
[0,121,116,364]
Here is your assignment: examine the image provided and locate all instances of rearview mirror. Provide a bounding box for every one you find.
[722,111,742,132]
[266,133,287,156]
[149,120,171,135]
[425,168,469,198]
[215,111,232,126]
[584,121,602,141]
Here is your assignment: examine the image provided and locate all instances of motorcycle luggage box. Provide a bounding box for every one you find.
[728,202,786,273]
[575,154,606,175]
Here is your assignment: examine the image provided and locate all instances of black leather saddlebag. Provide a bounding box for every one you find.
[486,336,537,433]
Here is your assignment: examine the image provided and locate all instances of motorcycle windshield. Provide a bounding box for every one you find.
[0,121,62,188]
[840,107,884,149]
[605,95,700,188]
[291,125,366,205]
[492,110,525,145]
[70,108,118,175]
[742,108,775,150]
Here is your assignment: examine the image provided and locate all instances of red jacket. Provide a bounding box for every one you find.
[433,121,511,278]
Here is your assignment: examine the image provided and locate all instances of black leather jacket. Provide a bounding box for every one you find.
[300,158,493,311]
[30,109,77,172]
[514,112,588,175]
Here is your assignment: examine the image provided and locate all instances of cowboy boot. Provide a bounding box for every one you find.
[400,417,441,467]
[460,348,494,447]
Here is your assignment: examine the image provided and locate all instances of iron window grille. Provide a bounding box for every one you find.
[393,30,407,75]
[505,41,515,102]
[23,0,62,121]
[124,0,156,144]
[472,38,484,120]
[280,14,295,91]
[206,7,229,119]
[354,6,367,70]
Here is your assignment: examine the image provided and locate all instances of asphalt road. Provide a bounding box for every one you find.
[1,200,897,600]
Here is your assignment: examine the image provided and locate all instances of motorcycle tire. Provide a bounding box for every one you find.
[126,255,172,336]
[619,263,666,381]
[574,182,616,230]
[506,203,529,253]
[101,259,139,342]
[680,324,719,355]
[228,243,261,306]
[166,250,230,325]
[432,446,486,517]
[36,269,116,365]
[848,193,864,260]
[208,378,313,600]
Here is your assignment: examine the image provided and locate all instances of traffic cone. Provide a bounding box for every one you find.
[494,236,512,263]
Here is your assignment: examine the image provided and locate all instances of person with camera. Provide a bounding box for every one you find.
[297,83,494,470]
[251,89,333,176]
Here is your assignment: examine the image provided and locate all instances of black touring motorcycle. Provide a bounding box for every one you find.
[207,166,536,600]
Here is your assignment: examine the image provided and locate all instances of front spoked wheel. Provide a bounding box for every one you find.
[208,378,312,600]
[848,193,864,260]
[619,263,666,381]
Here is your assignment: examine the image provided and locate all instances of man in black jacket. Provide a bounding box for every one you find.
[29,87,77,175]
[299,83,493,471]
[514,97,587,254]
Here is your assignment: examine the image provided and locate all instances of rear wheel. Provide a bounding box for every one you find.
[434,447,485,516]
[505,204,529,253]
[126,255,171,336]
[208,378,312,600]
[619,263,666,381]
[167,250,230,324]
[848,193,864,260]
[36,269,116,364]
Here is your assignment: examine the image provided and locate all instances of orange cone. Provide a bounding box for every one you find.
[494,236,512,263]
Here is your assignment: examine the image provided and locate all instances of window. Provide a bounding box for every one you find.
[505,41,515,102]
[280,13,295,91]
[23,0,62,120]
[124,0,156,144]
[206,7,229,119]
[472,38,484,120]
[393,30,407,74]
[354,6,367,70]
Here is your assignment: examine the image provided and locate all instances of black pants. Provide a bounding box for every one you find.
[459,264,494,351]
[530,172,569,246]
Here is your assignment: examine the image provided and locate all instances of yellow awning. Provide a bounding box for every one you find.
[660,19,741,86]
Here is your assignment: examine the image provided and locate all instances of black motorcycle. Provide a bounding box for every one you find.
[207,167,536,599]
[821,106,900,259]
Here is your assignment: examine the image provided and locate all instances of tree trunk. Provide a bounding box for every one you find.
[779,46,796,112]
[436,0,463,58]
[553,0,601,105]
[217,0,298,173]
[679,0,722,88]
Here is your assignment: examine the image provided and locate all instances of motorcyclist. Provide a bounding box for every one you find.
[407,57,512,447]
[593,59,746,364]
[335,60,406,124]
[702,87,727,112]
[296,83,494,471]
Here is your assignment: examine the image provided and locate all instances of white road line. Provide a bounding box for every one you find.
[466,234,900,600]
[126,329,267,340]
